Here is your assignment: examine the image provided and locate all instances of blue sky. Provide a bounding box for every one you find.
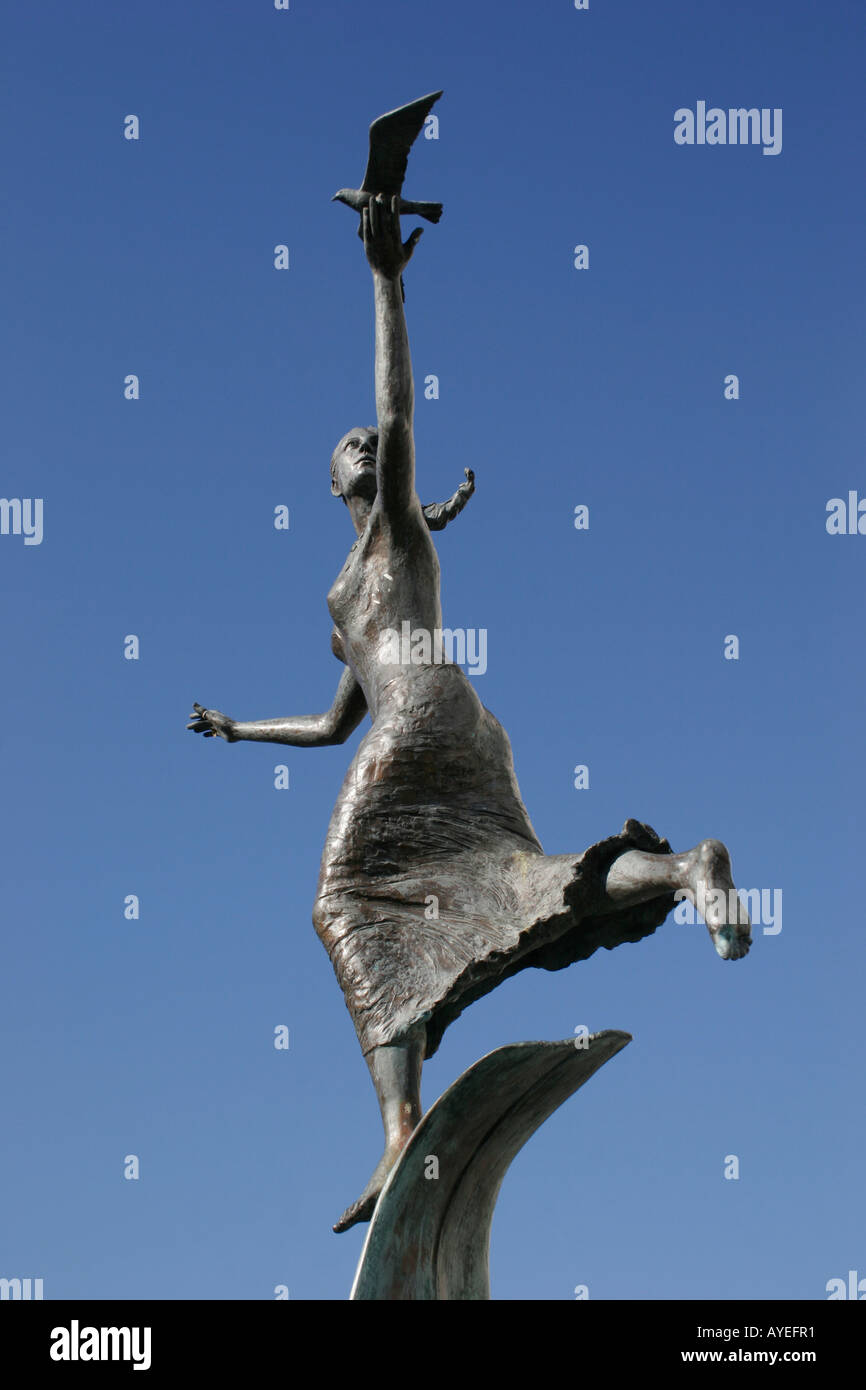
[2,0,863,1300]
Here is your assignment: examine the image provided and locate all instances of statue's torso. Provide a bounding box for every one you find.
[327,500,455,722]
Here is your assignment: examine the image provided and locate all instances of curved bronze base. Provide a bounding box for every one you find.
[350,1030,631,1300]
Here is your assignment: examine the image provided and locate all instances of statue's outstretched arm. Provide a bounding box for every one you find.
[423,469,475,531]
[187,667,368,747]
[363,194,424,516]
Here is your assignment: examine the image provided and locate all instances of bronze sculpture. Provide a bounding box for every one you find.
[188,96,752,1241]
[332,89,444,229]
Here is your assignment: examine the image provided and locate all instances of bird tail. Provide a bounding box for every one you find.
[414,201,443,224]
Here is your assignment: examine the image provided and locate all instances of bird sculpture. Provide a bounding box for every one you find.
[332,90,443,231]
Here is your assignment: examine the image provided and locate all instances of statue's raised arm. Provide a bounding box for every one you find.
[363,194,424,518]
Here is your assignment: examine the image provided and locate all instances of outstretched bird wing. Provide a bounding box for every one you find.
[360,90,443,195]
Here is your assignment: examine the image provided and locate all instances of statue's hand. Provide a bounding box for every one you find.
[363,193,423,279]
[461,468,475,495]
[187,703,237,741]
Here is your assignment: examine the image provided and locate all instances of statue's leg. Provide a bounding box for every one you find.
[333,1023,426,1233]
[603,838,751,960]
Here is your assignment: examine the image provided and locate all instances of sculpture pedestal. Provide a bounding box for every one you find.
[351,1030,631,1300]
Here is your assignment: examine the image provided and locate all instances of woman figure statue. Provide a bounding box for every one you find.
[188,194,751,1233]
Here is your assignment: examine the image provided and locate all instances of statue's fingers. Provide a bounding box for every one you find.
[203,730,215,737]
[369,196,379,239]
[404,227,423,257]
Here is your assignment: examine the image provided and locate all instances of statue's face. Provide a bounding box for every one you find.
[332,427,378,502]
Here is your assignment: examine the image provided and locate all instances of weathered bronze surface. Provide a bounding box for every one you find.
[350,1034,632,1300]
[188,93,752,1250]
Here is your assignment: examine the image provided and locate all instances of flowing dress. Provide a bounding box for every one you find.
[312,519,675,1061]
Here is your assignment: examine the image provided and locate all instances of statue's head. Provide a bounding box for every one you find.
[330,427,379,506]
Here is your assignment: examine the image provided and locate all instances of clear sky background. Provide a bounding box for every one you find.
[2,0,863,1301]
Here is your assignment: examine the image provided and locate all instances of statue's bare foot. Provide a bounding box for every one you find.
[333,1140,405,1234]
[688,839,752,961]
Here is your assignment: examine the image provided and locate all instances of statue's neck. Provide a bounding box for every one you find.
[349,496,373,535]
